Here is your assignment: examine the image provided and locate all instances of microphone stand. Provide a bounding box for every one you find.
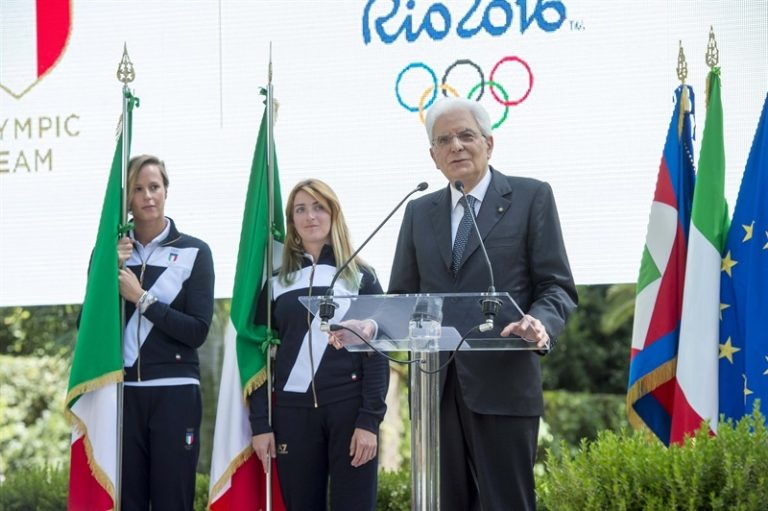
[318,181,428,331]
[453,180,501,332]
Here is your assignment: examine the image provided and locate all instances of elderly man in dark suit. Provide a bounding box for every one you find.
[388,97,578,510]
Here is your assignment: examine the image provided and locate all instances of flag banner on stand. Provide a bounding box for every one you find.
[209,101,286,510]
[65,102,134,510]
[672,68,730,443]
[719,92,768,422]
[628,84,696,445]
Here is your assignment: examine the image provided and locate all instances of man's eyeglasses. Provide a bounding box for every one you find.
[432,129,484,149]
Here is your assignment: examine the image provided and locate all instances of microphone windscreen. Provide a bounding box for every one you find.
[417,182,429,191]
[454,180,464,192]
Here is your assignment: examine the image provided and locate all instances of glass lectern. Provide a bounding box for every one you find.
[301,292,546,511]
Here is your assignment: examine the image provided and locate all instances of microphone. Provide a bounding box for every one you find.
[318,181,429,331]
[453,180,501,332]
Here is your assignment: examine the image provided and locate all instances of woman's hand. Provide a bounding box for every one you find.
[117,237,134,268]
[349,427,377,467]
[118,268,144,304]
[328,319,376,350]
[251,433,276,474]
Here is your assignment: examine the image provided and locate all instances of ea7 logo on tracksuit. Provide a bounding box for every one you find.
[277,444,288,455]
[0,0,72,99]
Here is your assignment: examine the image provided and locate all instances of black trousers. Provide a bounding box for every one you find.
[440,364,539,511]
[121,384,202,511]
[273,396,378,511]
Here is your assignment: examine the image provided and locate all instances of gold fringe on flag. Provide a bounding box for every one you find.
[64,369,124,415]
[243,367,268,403]
[626,358,677,435]
[63,369,124,507]
[208,445,256,511]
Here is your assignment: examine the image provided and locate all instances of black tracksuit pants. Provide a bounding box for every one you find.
[273,396,378,511]
[121,384,202,511]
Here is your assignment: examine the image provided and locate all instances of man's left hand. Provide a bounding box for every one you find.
[500,314,550,349]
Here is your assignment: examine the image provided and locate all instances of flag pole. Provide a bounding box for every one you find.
[265,41,276,511]
[115,42,136,511]
[677,41,690,137]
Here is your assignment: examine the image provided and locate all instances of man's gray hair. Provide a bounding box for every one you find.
[424,97,493,143]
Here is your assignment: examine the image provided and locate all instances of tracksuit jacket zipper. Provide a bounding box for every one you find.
[307,261,319,408]
[132,234,180,382]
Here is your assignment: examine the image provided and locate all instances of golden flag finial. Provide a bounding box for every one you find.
[116,42,136,84]
[676,41,691,137]
[677,40,688,84]
[268,41,273,85]
[705,26,719,69]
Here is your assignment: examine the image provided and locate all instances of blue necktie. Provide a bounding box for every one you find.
[451,195,477,275]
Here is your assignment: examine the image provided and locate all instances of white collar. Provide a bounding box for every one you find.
[131,218,170,250]
[450,167,492,210]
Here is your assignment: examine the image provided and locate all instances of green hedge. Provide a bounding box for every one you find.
[0,468,404,510]
[540,390,627,461]
[0,466,68,511]
[0,469,209,511]
[377,468,411,511]
[4,412,766,511]
[538,410,768,511]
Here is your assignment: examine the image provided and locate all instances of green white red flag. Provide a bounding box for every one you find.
[671,68,730,443]
[66,106,133,510]
[208,102,286,510]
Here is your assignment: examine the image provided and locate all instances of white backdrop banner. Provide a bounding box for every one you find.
[1,0,766,306]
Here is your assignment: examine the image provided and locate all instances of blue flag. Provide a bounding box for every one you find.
[719,92,768,422]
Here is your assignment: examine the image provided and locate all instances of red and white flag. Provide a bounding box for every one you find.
[0,0,71,98]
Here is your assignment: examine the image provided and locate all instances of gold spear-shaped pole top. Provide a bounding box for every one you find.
[116,42,136,84]
[268,41,273,85]
[676,40,688,84]
[705,26,719,69]
[676,41,691,137]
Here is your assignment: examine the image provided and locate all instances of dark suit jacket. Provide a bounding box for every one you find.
[388,167,577,417]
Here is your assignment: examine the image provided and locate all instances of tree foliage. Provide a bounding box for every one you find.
[0,354,70,479]
[1,304,80,357]
[542,284,634,394]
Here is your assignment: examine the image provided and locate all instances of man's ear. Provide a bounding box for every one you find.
[429,147,438,168]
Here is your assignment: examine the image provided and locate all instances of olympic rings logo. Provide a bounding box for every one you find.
[395,56,534,129]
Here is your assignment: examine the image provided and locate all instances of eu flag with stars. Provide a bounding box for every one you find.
[719,92,768,422]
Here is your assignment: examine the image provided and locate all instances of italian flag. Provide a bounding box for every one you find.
[671,68,730,443]
[65,109,132,509]
[208,101,286,510]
